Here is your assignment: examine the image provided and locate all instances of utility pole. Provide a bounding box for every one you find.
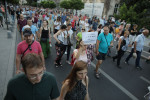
[4,0,9,30]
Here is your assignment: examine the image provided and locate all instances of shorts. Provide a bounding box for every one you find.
[96,52,106,60]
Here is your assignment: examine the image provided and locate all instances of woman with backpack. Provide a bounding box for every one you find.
[112,30,131,68]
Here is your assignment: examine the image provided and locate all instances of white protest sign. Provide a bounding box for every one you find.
[82,32,98,44]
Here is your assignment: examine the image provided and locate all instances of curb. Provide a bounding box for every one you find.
[2,21,17,99]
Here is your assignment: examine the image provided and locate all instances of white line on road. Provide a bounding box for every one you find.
[91,63,139,100]
[140,76,150,84]
[71,46,138,100]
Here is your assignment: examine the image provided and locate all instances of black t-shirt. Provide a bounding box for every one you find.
[109,26,114,33]
[10,10,15,15]
[130,28,137,35]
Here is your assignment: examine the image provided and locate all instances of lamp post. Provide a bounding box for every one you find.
[4,0,9,30]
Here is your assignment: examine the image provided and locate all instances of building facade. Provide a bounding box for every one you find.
[82,0,120,18]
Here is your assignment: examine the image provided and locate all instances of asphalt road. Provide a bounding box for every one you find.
[16,31,150,100]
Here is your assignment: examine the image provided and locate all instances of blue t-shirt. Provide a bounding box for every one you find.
[97,32,113,53]
[22,25,38,35]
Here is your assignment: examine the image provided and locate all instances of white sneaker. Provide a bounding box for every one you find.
[50,44,52,47]
[65,52,67,55]
[66,60,71,64]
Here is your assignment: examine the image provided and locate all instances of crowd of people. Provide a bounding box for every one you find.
[2,4,150,100]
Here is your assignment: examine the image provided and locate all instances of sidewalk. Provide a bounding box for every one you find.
[0,20,17,99]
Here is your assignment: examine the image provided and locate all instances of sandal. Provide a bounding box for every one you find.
[54,62,59,68]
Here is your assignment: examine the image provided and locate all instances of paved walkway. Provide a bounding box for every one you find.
[0,18,17,99]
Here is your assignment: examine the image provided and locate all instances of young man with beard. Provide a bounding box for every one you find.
[16,29,45,74]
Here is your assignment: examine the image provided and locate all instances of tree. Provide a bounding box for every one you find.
[7,0,19,4]
[70,0,84,15]
[40,0,56,9]
[60,0,72,9]
[118,0,150,31]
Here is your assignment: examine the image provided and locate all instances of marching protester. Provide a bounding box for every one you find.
[5,53,59,100]
[71,41,88,66]
[112,31,131,68]
[10,7,15,23]
[39,20,51,58]
[59,61,89,100]
[54,17,61,34]
[16,28,45,74]
[21,19,38,41]
[76,26,86,48]
[129,24,138,45]
[65,24,73,64]
[53,25,67,67]
[95,26,113,79]
[0,5,4,27]
[17,14,27,33]
[125,29,149,70]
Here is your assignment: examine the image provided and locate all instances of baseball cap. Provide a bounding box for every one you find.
[23,29,32,36]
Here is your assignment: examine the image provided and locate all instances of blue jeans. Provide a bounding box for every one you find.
[125,48,142,67]
[11,15,15,23]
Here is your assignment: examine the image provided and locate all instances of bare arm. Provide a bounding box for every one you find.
[96,40,100,55]
[17,24,20,31]
[53,30,62,43]
[117,38,122,51]
[59,81,69,100]
[16,54,21,74]
[39,27,42,41]
[85,76,90,100]
[134,41,137,53]
[39,52,45,69]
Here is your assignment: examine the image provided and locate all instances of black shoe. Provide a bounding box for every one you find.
[112,57,115,62]
[136,66,143,70]
[117,65,122,69]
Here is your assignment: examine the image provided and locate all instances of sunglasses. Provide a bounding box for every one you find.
[82,29,85,30]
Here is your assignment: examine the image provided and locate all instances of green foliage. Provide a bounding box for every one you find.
[7,0,19,4]
[40,0,56,9]
[31,2,37,7]
[70,0,84,10]
[119,0,150,32]
[60,0,84,10]
[60,0,72,9]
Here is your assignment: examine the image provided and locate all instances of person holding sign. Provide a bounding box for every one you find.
[95,26,113,79]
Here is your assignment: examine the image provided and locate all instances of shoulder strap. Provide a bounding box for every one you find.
[104,33,109,47]
[21,41,34,60]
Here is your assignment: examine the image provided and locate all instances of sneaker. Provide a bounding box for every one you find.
[66,60,71,64]
[112,57,115,62]
[50,44,52,47]
[65,51,67,55]
[124,61,129,65]
[136,66,143,70]
[95,73,100,79]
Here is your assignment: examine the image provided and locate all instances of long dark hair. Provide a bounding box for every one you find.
[63,61,87,91]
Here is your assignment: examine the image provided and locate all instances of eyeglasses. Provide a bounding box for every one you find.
[28,71,44,80]
[82,29,85,30]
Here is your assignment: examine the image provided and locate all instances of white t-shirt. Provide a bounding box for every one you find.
[85,22,89,32]
[54,21,61,30]
[57,31,67,45]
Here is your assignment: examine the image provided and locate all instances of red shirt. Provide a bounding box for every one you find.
[17,41,42,57]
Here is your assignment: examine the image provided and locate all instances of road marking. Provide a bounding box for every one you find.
[71,47,138,100]
[140,76,150,84]
[91,63,139,100]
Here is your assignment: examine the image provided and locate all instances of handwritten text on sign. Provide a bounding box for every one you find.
[82,32,98,44]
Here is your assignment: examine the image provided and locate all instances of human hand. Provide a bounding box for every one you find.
[16,70,21,74]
